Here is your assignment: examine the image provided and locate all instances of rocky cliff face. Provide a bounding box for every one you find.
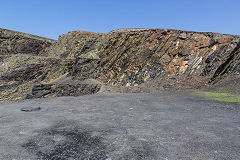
[47,29,240,91]
[0,28,239,101]
[0,28,53,56]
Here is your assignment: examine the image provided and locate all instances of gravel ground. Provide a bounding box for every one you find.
[0,91,239,160]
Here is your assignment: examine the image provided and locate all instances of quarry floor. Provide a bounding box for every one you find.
[0,91,239,160]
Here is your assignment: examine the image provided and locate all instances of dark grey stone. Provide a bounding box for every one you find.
[21,106,41,112]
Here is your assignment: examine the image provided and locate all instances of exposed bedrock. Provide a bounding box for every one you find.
[0,28,53,56]
[0,28,240,101]
[49,29,240,86]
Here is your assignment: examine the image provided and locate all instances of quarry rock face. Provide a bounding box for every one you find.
[48,29,240,90]
[0,28,240,101]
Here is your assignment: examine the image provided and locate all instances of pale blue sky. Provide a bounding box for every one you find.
[1,0,239,39]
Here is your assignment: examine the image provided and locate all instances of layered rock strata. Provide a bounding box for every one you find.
[0,28,239,101]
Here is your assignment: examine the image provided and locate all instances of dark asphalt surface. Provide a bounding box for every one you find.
[0,92,239,160]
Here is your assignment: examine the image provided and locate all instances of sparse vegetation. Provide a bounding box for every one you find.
[192,91,240,103]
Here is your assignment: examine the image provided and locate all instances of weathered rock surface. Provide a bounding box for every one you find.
[0,28,240,101]
[0,28,53,56]
[26,83,101,99]
[48,29,240,89]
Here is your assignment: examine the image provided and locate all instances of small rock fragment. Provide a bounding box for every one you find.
[21,106,41,112]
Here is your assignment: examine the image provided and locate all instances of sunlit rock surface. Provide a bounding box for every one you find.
[0,28,240,101]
